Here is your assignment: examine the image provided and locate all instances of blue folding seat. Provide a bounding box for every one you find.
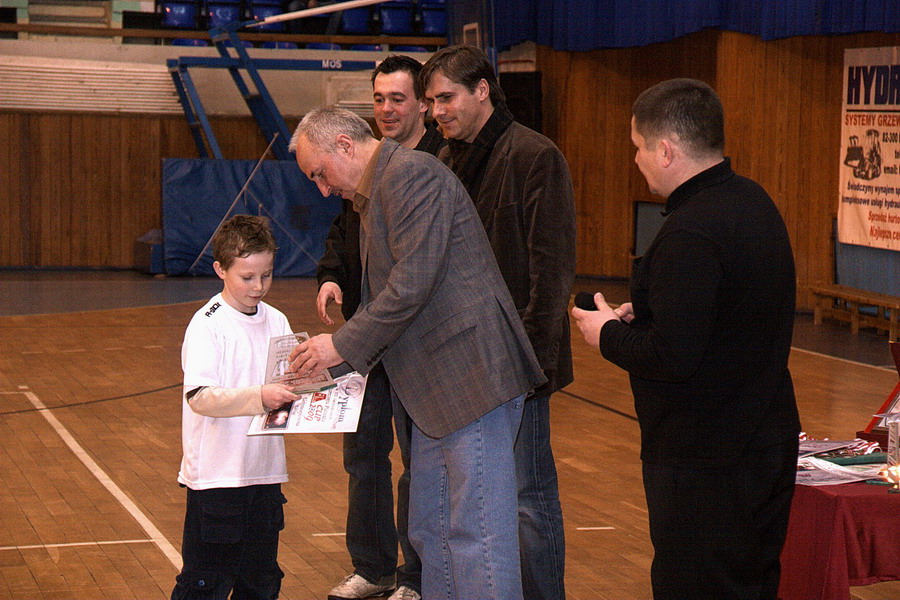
[160,1,200,28]
[172,37,209,46]
[306,42,341,50]
[251,0,285,31]
[419,0,446,36]
[391,45,427,52]
[207,0,242,28]
[340,6,370,34]
[378,1,413,35]
[350,44,382,51]
[262,41,298,49]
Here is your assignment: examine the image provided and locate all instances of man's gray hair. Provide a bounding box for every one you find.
[289,106,374,154]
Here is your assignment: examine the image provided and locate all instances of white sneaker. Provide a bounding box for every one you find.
[387,585,421,600]
[327,573,394,600]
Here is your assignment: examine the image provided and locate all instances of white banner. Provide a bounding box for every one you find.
[838,46,900,250]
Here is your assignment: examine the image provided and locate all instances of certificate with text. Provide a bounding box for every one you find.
[248,371,366,435]
[265,332,334,394]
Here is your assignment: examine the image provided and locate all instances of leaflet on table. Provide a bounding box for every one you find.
[265,332,334,394]
[248,371,366,435]
[798,439,856,458]
[795,456,885,486]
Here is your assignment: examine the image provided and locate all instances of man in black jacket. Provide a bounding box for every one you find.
[573,78,801,600]
[317,55,444,600]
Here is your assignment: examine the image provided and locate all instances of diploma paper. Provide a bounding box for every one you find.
[248,371,366,435]
[265,332,334,394]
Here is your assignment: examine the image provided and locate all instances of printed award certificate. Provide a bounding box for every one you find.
[265,332,334,394]
[248,371,366,435]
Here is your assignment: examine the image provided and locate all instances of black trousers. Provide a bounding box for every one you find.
[342,362,421,591]
[642,437,798,600]
[171,484,286,600]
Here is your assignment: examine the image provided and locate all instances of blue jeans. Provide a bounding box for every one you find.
[342,363,420,591]
[409,395,525,600]
[516,395,566,600]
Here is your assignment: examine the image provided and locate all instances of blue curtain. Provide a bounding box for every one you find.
[494,0,900,52]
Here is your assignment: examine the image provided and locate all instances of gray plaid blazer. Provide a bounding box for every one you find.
[332,138,546,438]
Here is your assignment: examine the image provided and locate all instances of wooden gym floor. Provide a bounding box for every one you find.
[0,271,899,600]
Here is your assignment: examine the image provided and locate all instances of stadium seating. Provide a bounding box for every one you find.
[378,1,413,35]
[172,37,209,45]
[207,0,242,28]
[251,0,285,32]
[160,1,201,28]
[419,0,446,36]
[305,42,341,50]
[262,40,299,49]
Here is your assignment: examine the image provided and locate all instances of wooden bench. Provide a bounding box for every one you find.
[809,284,900,340]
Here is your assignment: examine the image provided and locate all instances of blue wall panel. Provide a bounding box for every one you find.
[162,158,341,276]
[836,241,900,297]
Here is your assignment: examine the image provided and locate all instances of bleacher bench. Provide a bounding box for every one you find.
[809,284,900,340]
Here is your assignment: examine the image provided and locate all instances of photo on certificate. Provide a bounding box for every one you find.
[265,332,334,394]
[263,403,293,431]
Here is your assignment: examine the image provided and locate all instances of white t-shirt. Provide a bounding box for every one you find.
[178,293,291,490]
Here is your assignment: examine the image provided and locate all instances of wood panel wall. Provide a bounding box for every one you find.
[3,28,900,310]
[0,112,275,269]
[538,29,900,308]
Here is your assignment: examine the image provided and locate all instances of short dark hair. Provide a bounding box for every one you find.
[632,78,724,159]
[372,55,425,99]
[213,215,278,270]
[419,45,506,106]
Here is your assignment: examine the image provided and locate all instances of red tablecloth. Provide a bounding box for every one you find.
[778,482,900,600]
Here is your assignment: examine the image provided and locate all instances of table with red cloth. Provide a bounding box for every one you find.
[778,481,900,600]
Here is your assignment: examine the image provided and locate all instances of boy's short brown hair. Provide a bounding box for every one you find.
[212,215,278,270]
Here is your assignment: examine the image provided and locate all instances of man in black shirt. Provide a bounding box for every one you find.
[573,78,800,600]
[317,55,444,600]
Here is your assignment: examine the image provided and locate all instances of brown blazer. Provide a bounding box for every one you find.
[332,139,546,438]
[440,122,576,397]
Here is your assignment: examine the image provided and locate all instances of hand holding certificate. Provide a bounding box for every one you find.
[265,332,334,394]
[248,371,367,435]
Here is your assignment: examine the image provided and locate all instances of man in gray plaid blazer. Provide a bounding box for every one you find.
[289,106,546,600]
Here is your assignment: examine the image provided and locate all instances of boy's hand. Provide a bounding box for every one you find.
[317,282,343,326]
[261,383,296,411]
[288,333,343,377]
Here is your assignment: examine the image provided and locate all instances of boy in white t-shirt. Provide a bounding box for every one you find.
[171,215,298,600]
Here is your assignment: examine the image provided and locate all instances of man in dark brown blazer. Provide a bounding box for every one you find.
[288,106,546,600]
[421,45,576,600]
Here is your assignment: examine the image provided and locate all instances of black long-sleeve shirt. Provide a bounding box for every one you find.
[600,158,801,465]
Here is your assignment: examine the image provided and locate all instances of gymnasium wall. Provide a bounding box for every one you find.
[3,29,900,310]
[0,112,278,268]
[538,29,900,307]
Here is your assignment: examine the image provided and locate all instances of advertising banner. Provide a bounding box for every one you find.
[838,47,900,250]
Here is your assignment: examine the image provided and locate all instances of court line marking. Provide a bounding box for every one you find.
[576,526,615,531]
[18,389,182,569]
[311,532,346,537]
[620,501,648,514]
[0,539,153,552]
[789,346,895,372]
